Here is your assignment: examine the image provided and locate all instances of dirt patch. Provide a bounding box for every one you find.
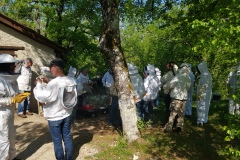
[14,112,119,160]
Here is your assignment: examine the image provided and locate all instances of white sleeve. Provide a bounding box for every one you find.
[102,73,107,86]
[169,76,178,90]
[0,97,12,106]
[105,74,113,87]
[33,81,58,103]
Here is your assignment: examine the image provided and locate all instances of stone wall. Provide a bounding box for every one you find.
[0,23,57,113]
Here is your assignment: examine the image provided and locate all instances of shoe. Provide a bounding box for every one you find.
[173,127,182,133]
[197,122,203,127]
[18,114,27,118]
[26,111,33,115]
[163,128,172,133]
[13,158,22,160]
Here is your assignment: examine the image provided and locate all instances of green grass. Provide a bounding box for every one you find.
[89,96,240,160]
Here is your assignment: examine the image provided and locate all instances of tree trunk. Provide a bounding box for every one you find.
[99,0,140,143]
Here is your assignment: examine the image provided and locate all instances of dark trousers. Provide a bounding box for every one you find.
[142,100,153,122]
[164,94,171,124]
[109,96,121,126]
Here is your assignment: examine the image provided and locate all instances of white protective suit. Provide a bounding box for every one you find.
[127,63,145,102]
[226,66,240,115]
[102,70,113,88]
[16,65,32,91]
[0,54,21,160]
[161,64,178,94]
[155,67,162,89]
[33,76,77,121]
[185,64,195,116]
[76,72,92,93]
[68,66,83,95]
[196,61,212,124]
[169,63,191,101]
[142,64,160,101]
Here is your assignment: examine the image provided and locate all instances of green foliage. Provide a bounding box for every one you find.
[222,114,240,157]
[93,136,133,160]
[1,0,106,76]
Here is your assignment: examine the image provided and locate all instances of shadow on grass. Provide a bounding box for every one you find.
[142,98,230,160]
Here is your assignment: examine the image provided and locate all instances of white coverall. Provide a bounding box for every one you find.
[127,63,145,103]
[196,61,212,125]
[160,64,178,94]
[0,75,19,160]
[155,68,162,89]
[142,64,160,101]
[226,66,240,115]
[68,66,83,95]
[185,64,195,116]
[76,73,92,93]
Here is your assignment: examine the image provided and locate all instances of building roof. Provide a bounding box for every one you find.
[0,12,67,59]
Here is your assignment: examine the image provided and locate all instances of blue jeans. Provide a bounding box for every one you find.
[136,100,143,120]
[48,116,73,160]
[154,92,160,108]
[18,90,30,114]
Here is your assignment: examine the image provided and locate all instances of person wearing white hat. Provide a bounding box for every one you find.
[226,65,240,115]
[0,54,30,160]
[196,61,212,126]
[142,64,160,122]
[127,63,145,119]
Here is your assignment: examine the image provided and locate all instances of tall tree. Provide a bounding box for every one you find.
[99,0,140,142]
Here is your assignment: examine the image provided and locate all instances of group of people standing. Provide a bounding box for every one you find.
[0,54,78,160]
[0,52,218,160]
[161,61,212,132]
[102,61,213,132]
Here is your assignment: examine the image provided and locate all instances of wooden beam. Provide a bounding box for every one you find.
[0,46,25,50]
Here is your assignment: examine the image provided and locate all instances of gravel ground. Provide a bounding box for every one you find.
[14,112,118,160]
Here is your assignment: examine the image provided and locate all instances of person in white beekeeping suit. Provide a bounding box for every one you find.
[196,61,212,126]
[76,67,95,106]
[154,67,161,108]
[0,54,30,160]
[226,65,240,115]
[184,64,195,118]
[68,66,83,124]
[127,63,145,119]
[142,64,160,122]
[163,63,191,133]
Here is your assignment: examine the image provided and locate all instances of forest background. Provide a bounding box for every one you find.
[1,0,240,158]
[1,0,239,100]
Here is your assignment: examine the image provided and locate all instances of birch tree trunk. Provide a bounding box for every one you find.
[99,0,140,143]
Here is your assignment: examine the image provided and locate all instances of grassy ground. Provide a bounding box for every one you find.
[85,95,239,160]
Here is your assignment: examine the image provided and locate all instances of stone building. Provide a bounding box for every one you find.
[0,13,68,113]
